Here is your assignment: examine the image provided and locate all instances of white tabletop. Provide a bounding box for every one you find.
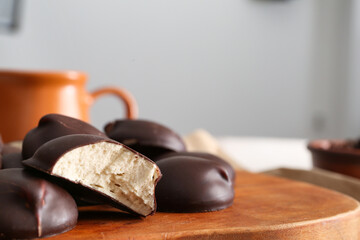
[217,137,312,172]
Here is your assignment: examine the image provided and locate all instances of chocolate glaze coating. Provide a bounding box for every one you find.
[155,152,236,183]
[2,152,24,169]
[23,134,158,216]
[155,156,234,213]
[22,114,106,159]
[0,169,78,239]
[104,119,186,159]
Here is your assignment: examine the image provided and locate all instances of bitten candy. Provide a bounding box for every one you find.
[0,169,78,239]
[155,156,234,213]
[23,134,162,217]
[22,113,106,159]
[104,119,186,159]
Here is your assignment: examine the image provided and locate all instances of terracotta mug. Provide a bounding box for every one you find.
[0,69,138,143]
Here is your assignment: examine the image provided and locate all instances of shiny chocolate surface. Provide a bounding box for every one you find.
[0,169,78,239]
[155,151,235,183]
[22,114,106,159]
[104,119,186,159]
[156,156,234,213]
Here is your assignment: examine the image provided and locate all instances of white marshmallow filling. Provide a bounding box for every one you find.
[51,142,161,216]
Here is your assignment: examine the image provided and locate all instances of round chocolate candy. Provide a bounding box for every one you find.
[23,134,161,217]
[22,114,106,159]
[2,152,24,169]
[155,156,234,213]
[155,152,236,184]
[0,169,78,239]
[104,119,186,159]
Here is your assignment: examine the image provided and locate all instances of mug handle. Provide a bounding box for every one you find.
[89,87,138,119]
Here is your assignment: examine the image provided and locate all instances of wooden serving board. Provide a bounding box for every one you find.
[48,171,360,240]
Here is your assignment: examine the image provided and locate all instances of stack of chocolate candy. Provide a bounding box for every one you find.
[0,114,235,239]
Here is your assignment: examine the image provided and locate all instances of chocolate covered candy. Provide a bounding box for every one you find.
[22,114,106,159]
[155,156,234,213]
[0,169,77,239]
[23,134,162,217]
[2,152,24,169]
[104,119,186,159]
[155,152,236,183]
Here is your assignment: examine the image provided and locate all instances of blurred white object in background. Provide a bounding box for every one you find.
[218,137,312,172]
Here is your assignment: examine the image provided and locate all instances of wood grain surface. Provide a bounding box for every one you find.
[48,171,360,240]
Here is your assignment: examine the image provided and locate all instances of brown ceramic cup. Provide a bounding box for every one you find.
[308,139,360,179]
[0,69,138,143]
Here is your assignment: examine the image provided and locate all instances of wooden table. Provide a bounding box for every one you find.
[49,171,360,240]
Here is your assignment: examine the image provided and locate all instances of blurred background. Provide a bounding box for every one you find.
[1,0,359,139]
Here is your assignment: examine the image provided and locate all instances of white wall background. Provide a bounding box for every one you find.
[346,0,360,139]
[0,0,358,138]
